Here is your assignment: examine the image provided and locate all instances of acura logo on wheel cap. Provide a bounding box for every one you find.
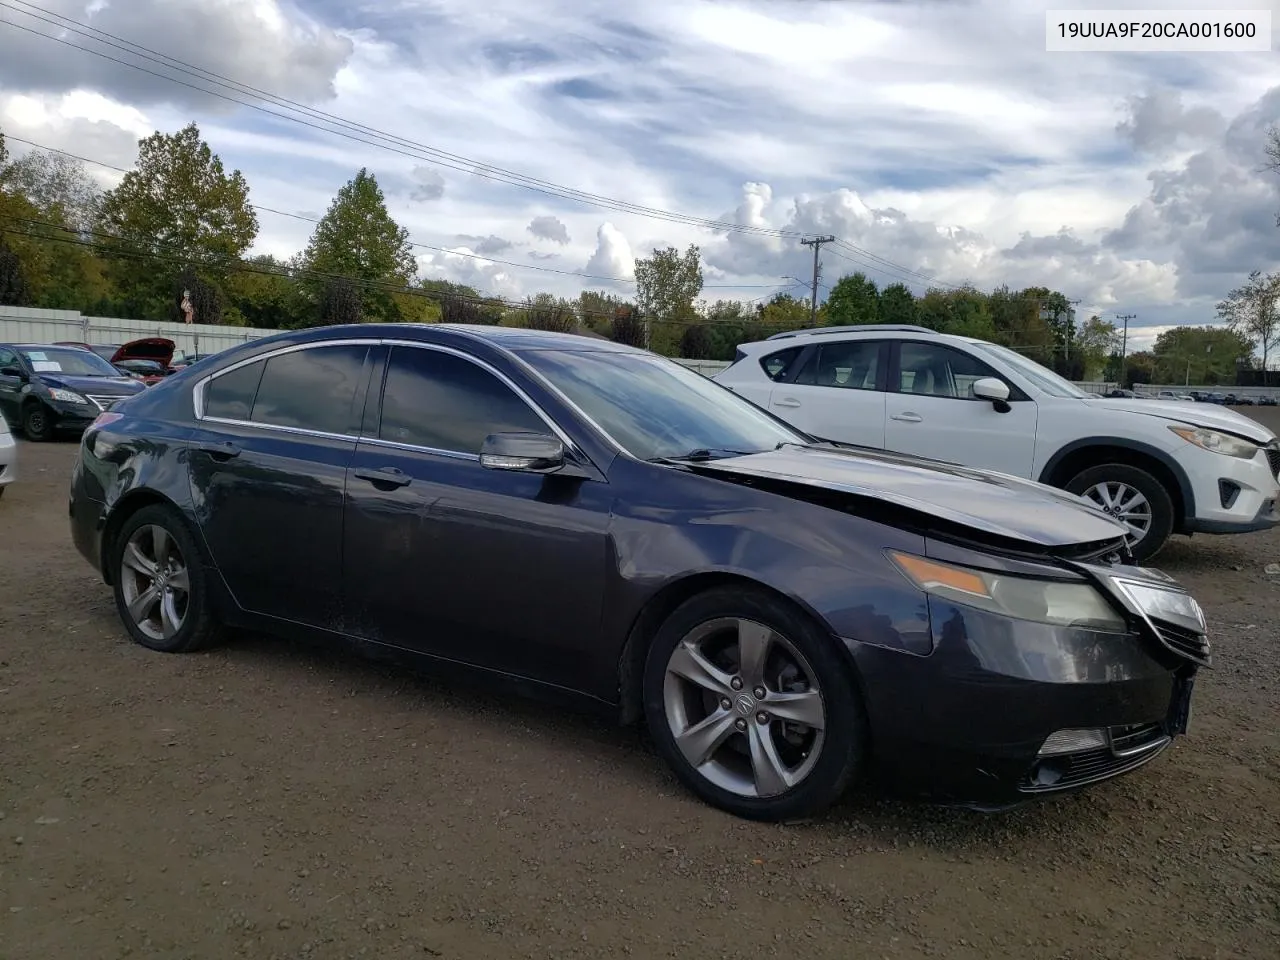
[734,693,756,716]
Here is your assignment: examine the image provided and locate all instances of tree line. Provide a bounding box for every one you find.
[1,121,1274,380]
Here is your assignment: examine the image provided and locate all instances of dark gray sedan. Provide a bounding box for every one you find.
[69,324,1207,821]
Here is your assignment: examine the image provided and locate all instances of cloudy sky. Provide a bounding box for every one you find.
[2,0,1279,350]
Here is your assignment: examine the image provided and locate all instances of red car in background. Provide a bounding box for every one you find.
[55,337,177,386]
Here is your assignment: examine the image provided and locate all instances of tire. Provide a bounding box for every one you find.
[110,504,224,653]
[1064,463,1174,563]
[22,401,52,442]
[642,586,865,822]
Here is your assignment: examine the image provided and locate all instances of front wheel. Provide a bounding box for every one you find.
[642,587,865,822]
[1064,463,1174,563]
[111,504,224,653]
[22,401,52,441]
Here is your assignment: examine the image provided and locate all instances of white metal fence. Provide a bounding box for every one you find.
[0,306,275,357]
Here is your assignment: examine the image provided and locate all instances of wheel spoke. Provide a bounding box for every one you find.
[674,709,737,768]
[159,592,183,639]
[127,585,160,624]
[150,526,172,566]
[735,620,772,687]
[121,541,157,578]
[667,640,734,697]
[167,564,190,593]
[747,723,794,797]
[766,689,825,730]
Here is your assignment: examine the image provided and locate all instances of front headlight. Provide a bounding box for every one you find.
[888,552,1128,631]
[1109,577,1206,635]
[47,387,89,404]
[1169,425,1258,459]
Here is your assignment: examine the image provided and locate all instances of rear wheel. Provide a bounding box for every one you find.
[22,401,52,441]
[642,586,864,822]
[1064,463,1174,563]
[111,504,224,653]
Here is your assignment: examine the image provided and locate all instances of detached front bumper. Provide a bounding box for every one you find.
[848,586,1201,807]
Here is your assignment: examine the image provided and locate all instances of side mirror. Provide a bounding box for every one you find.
[972,377,1012,412]
[480,432,568,473]
[1,365,23,378]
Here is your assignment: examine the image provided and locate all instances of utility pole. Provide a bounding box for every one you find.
[800,236,835,325]
[1116,313,1136,387]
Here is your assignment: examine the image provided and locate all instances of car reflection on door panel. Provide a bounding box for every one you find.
[342,342,612,692]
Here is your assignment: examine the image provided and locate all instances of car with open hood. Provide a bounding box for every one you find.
[716,324,1280,562]
[0,342,147,441]
[69,324,1207,821]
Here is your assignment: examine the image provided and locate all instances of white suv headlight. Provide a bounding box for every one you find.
[1169,425,1258,459]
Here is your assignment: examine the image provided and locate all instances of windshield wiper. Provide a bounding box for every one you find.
[649,447,754,463]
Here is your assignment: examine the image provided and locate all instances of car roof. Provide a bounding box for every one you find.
[746,326,986,352]
[284,323,645,354]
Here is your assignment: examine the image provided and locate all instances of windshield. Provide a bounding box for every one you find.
[520,349,807,461]
[19,347,122,378]
[970,342,1090,399]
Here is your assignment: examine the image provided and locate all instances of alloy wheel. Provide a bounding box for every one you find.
[1084,480,1153,547]
[119,524,191,642]
[662,617,826,799]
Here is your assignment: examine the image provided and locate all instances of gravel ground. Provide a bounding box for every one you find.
[1,417,1278,960]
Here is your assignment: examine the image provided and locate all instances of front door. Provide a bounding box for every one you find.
[884,340,1038,477]
[342,343,612,692]
[187,341,375,628]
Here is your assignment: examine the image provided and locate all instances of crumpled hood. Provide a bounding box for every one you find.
[689,444,1128,547]
[1086,398,1275,444]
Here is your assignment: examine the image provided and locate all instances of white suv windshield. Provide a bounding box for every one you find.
[520,349,807,461]
[970,342,1090,399]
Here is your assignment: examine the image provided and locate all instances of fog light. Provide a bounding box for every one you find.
[1038,728,1107,756]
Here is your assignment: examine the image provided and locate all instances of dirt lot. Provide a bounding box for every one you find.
[2,418,1278,960]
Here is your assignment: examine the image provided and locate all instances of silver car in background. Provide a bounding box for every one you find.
[0,410,15,499]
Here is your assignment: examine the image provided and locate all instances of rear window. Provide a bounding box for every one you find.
[251,344,369,435]
[759,346,803,381]
[204,360,266,421]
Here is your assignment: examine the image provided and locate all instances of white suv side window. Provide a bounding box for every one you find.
[793,341,884,391]
[897,342,1004,400]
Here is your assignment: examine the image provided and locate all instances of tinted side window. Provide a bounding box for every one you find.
[897,342,1003,399]
[759,346,803,381]
[204,360,265,421]
[0,348,16,368]
[379,347,546,454]
[794,340,884,390]
[250,344,369,434]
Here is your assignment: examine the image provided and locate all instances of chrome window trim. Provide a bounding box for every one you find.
[191,335,592,465]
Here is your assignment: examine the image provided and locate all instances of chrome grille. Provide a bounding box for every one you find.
[1266,441,1280,480]
[86,395,121,411]
[1021,726,1171,792]
[1108,722,1166,756]
[1151,619,1211,667]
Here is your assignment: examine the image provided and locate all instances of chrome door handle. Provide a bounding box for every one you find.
[773,397,801,408]
[890,412,922,423]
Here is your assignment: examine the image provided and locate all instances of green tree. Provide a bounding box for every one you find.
[171,265,224,326]
[227,256,306,329]
[519,292,577,332]
[941,285,996,341]
[756,291,813,329]
[679,323,712,359]
[987,286,1054,361]
[0,236,30,305]
[299,168,417,324]
[610,304,647,347]
[320,277,362,325]
[878,282,918,326]
[634,244,703,340]
[4,147,101,232]
[97,123,258,319]
[1076,315,1119,380]
[1154,325,1254,385]
[1216,270,1280,382]
[703,299,752,323]
[824,272,879,326]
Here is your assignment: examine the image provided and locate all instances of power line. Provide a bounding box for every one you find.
[0,0,968,291]
[1,134,784,291]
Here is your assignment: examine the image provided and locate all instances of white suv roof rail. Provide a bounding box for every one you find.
[765,324,937,341]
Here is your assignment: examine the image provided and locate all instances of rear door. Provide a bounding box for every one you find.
[766,339,890,448]
[188,341,375,628]
[884,340,1038,477]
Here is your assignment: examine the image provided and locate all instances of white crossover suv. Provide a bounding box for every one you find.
[0,407,15,499]
[715,324,1280,561]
